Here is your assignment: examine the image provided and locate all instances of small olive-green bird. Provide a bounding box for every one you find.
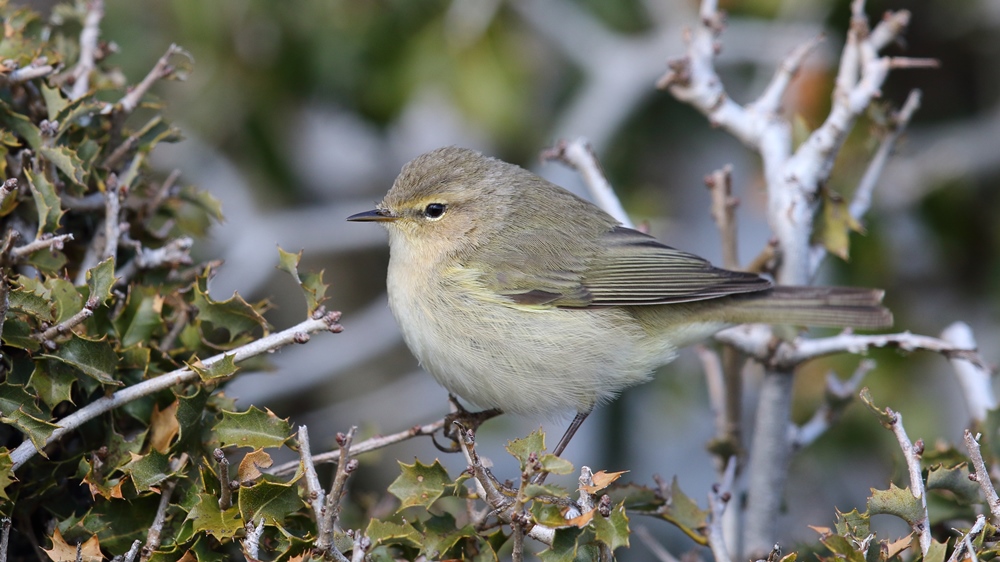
[349,147,891,452]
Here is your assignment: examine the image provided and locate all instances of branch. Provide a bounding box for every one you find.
[0,518,9,562]
[119,44,191,115]
[707,457,737,562]
[241,518,265,562]
[750,34,825,117]
[69,0,104,100]
[10,311,344,470]
[941,322,995,423]
[272,417,446,477]
[214,448,233,510]
[323,427,358,545]
[704,165,739,270]
[9,233,73,261]
[103,174,122,261]
[140,455,185,562]
[541,138,634,228]
[885,407,931,555]
[8,60,55,84]
[791,360,875,449]
[947,514,986,562]
[298,426,328,548]
[964,430,1000,524]
[33,297,97,349]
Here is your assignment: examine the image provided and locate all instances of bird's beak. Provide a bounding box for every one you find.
[347,208,399,222]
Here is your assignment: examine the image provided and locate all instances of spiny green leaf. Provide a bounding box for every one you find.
[121,450,171,492]
[0,381,46,418]
[821,534,867,562]
[366,519,422,549]
[87,257,116,307]
[388,458,452,510]
[193,283,267,342]
[657,477,709,543]
[539,453,574,475]
[28,360,76,409]
[24,166,63,235]
[175,386,212,447]
[0,99,42,148]
[2,406,57,454]
[506,427,546,470]
[1,317,39,351]
[185,492,243,540]
[238,477,305,523]
[926,464,981,505]
[114,287,165,348]
[40,145,87,187]
[188,354,238,382]
[814,188,863,260]
[835,508,871,538]
[212,406,292,450]
[45,277,83,323]
[42,335,119,386]
[0,448,15,500]
[867,483,925,527]
[41,83,67,121]
[859,387,896,428]
[70,494,163,553]
[276,246,329,314]
[421,513,475,559]
[593,502,630,551]
[923,539,947,562]
[8,284,56,322]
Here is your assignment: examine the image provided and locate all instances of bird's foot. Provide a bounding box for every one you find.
[431,395,502,453]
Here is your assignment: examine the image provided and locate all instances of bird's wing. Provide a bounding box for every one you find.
[484,226,770,308]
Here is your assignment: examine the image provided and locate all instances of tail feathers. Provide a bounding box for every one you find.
[724,286,893,329]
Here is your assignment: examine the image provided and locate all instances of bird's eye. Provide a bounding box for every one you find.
[423,203,447,220]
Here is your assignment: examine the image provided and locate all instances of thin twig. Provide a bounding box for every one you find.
[9,233,74,260]
[69,0,104,100]
[271,417,446,476]
[0,518,10,562]
[114,539,141,562]
[947,514,985,562]
[751,34,825,117]
[119,44,190,114]
[885,407,930,554]
[542,138,634,228]
[11,311,344,470]
[298,426,328,547]
[8,63,55,83]
[964,430,1000,523]
[707,457,737,562]
[242,517,265,562]
[941,322,995,423]
[103,174,122,261]
[214,448,232,510]
[705,166,739,270]
[140,457,183,562]
[322,427,358,547]
[34,296,98,345]
[792,360,875,448]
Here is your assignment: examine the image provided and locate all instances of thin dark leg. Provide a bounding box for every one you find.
[533,410,590,485]
[553,410,590,458]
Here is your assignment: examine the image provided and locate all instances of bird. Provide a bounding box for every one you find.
[348,146,892,456]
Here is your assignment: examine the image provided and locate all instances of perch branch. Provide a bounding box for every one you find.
[69,0,104,100]
[11,311,344,470]
[542,138,634,228]
[964,430,1000,524]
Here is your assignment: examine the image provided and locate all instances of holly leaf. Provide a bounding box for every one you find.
[237,449,273,484]
[814,188,863,260]
[42,335,119,386]
[581,470,628,494]
[188,354,238,382]
[657,477,709,543]
[24,166,63,235]
[388,459,452,510]
[43,528,102,562]
[276,246,329,314]
[2,406,57,454]
[366,520,422,549]
[926,463,981,505]
[212,406,292,450]
[0,448,16,501]
[186,492,243,540]
[121,450,171,492]
[593,502,630,551]
[193,283,266,342]
[40,145,87,187]
[238,477,305,524]
[86,257,116,307]
[506,428,546,470]
[149,400,180,453]
[867,483,925,527]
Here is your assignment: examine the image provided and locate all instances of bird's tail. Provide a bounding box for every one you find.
[720,286,893,329]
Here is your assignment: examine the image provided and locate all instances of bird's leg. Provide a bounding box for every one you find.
[432,395,503,453]
[532,410,591,484]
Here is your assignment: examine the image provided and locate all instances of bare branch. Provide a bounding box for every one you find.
[69,0,104,100]
[272,417,447,477]
[964,430,1000,524]
[119,44,191,114]
[0,518,10,562]
[324,428,358,540]
[704,166,739,269]
[103,174,122,261]
[707,457,737,562]
[140,457,184,562]
[8,62,55,84]
[214,448,233,510]
[241,518,265,562]
[542,138,634,228]
[751,34,825,117]
[947,514,986,562]
[884,407,930,554]
[11,311,344,470]
[941,322,995,423]
[33,296,97,345]
[792,360,875,448]
[9,233,73,261]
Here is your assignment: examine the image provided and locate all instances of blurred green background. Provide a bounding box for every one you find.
[23,0,1000,555]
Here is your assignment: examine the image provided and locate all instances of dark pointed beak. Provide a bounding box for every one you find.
[347,208,399,222]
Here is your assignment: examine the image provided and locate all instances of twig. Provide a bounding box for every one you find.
[0,179,15,206]
[707,457,737,562]
[751,34,825,117]
[941,322,995,423]
[885,407,931,554]
[119,44,190,114]
[214,448,232,510]
[947,514,985,562]
[705,166,739,270]
[964,430,1000,523]
[456,424,555,545]
[9,233,74,260]
[242,517,265,562]
[347,530,370,562]
[69,0,104,100]
[696,346,729,446]
[323,427,358,544]
[541,138,634,228]
[140,458,183,562]
[8,61,54,84]
[33,296,97,345]
[792,360,875,448]
[714,328,987,372]
[11,311,344,470]
[0,518,10,562]
[103,174,122,261]
[114,237,194,287]
[112,539,141,562]
[271,418,446,477]
[298,426,328,549]
[634,525,681,562]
